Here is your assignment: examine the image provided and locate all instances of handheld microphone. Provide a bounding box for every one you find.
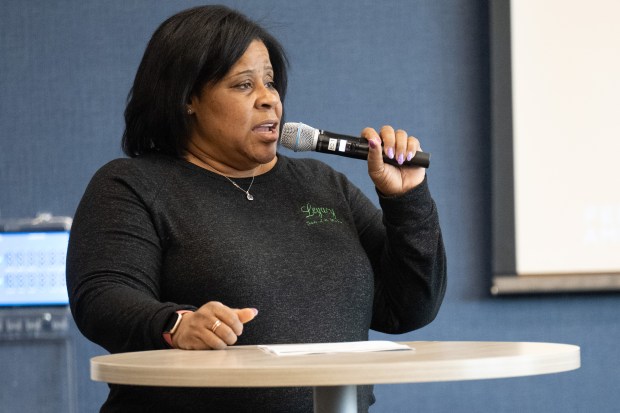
[279,122,430,168]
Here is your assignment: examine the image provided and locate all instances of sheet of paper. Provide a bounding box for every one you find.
[258,340,413,356]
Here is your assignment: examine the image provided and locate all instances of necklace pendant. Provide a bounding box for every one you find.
[246,192,254,201]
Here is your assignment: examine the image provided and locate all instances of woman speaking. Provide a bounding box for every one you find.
[66,5,447,412]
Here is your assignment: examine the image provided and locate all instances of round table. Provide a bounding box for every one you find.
[91,341,580,413]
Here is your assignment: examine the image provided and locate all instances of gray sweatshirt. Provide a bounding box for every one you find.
[67,153,446,413]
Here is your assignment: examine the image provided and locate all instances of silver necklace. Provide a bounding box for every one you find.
[220,164,261,201]
[222,174,256,201]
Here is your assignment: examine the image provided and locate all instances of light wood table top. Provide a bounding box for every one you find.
[91,341,580,388]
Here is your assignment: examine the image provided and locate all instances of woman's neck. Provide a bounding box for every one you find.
[184,150,276,178]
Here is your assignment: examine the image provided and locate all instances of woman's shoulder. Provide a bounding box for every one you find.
[275,154,358,195]
[86,154,182,199]
[92,153,177,179]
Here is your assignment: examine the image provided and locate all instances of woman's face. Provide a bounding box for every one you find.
[187,40,282,172]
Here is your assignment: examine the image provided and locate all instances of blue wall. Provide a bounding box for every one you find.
[1,1,617,412]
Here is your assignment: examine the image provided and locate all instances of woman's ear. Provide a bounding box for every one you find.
[187,92,201,115]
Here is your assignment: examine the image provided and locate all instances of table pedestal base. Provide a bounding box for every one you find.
[313,385,357,413]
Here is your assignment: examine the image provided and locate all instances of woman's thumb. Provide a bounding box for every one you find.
[235,308,258,324]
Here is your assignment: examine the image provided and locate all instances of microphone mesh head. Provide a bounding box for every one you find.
[280,122,316,152]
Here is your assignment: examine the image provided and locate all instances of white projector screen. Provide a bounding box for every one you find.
[491,0,620,294]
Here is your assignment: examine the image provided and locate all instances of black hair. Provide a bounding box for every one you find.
[121,5,288,157]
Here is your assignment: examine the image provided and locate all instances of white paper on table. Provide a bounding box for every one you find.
[258,340,413,356]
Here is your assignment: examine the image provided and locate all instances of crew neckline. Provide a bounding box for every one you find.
[171,153,288,184]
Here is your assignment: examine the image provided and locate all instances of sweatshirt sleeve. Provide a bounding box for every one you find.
[357,177,447,334]
[66,161,194,353]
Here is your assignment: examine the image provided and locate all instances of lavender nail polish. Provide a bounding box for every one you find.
[397,154,404,165]
[407,152,414,161]
[387,147,395,159]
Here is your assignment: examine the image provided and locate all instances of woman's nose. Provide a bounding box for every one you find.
[256,84,280,108]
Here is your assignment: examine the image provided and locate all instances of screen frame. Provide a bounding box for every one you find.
[0,216,71,307]
[489,1,620,295]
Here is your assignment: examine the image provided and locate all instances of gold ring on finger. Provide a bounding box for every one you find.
[211,319,222,334]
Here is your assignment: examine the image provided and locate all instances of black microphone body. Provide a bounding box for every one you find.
[280,122,430,168]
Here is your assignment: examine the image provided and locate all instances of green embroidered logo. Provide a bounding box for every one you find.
[301,203,343,226]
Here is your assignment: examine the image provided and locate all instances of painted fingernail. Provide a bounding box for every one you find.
[251,308,259,316]
[397,153,404,165]
[387,147,395,159]
[369,139,378,149]
[407,151,414,161]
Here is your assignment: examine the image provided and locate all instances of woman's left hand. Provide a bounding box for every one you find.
[362,126,426,196]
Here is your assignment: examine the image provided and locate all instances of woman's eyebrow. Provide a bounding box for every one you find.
[229,65,274,78]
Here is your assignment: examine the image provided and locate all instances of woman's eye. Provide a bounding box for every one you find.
[266,81,276,89]
[237,82,252,90]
